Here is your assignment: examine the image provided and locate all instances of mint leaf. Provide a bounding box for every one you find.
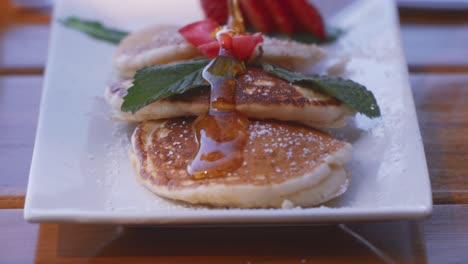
[121,59,210,113]
[289,26,344,44]
[61,17,129,44]
[260,63,380,118]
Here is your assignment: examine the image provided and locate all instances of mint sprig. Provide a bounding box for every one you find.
[121,59,210,113]
[61,17,129,44]
[121,60,380,118]
[260,63,380,118]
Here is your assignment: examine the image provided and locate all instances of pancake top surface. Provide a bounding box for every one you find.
[133,118,348,190]
[116,25,187,57]
[235,68,340,107]
[111,68,341,107]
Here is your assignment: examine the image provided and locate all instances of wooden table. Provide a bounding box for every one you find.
[1,1,468,263]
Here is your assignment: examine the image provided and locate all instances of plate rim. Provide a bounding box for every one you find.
[24,0,433,224]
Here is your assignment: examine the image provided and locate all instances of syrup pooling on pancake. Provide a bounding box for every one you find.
[188,56,249,178]
[188,0,252,179]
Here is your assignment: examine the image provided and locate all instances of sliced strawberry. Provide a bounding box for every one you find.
[198,41,220,58]
[196,32,263,60]
[261,0,296,34]
[288,0,326,39]
[218,32,233,51]
[198,0,327,39]
[231,32,263,60]
[200,0,228,25]
[178,19,220,46]
[239,0,274,33]
[180,20,263,60]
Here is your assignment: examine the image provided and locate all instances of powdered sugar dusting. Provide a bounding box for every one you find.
[41,0,429,223]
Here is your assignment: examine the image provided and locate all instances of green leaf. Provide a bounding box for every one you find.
[260,63,381,118]
[289,26,344,44]
[60,17,129,44]
[121,59,210,113]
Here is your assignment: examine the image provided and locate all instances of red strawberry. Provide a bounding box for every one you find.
[239,0,274,33]
[199,0,326,39]
[288,0,326,39]
[261,0,296,34]
[200,0,228,25]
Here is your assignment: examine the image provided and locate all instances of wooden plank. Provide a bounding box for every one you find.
[411,74,468,204]
[0,68,43,75]
[0,0,50,71]
[0,209,38,264]
[2,206,468,263]
[399,8,468,25]
[0,76,42,206]
[424,205,468,264]
[401,24,468,68]
[0,0,50,25]
[0,24,50,70]
[409,65,468,74]
[10,6,51,25]
[0,210,424,264]
[398,7,468,70]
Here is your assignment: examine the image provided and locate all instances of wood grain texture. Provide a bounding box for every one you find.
[401,24,468,68]
[0,209,38,264]
[399,8,468,25]
[0,24,50,70]
[0,76,42,204]
[0,209,431,264]
[0,1,50,71]
[411,74,468,204]
[2,206,467,264]
[398,6,468,70]
[9,6,51,25]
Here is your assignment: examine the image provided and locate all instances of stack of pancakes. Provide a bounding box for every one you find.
[106,25,354,208]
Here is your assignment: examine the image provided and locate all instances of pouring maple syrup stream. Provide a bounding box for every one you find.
[188,0,250,179]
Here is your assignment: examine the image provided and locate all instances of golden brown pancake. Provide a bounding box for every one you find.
[106,68,353,128]
[129,118,352,208]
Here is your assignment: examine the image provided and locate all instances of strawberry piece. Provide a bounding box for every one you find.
[178,19,220,46]
[179,19,263,60]
[288,0,326,39]
[239,0,274,33]
[231,32,263,60]
[198,41,220,58]
[199,0,327,39]
[197,32,263,60]
[200,0,228,25]
[218,32,233,51]
[261,0,296,34]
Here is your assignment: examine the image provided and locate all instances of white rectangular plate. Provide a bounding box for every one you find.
[25,0,432,224]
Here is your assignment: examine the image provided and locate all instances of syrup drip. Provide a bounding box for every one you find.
[188,0,250,179]
[227,0,245,34]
